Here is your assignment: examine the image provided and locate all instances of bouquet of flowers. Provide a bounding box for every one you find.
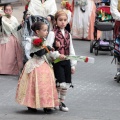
[32,37,43,47]
[32,37,50,53]
[65,2,72,12]
[54,55,95,64]
[25,1,30,11]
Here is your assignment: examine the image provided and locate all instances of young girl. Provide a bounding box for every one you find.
[16,21,65,113]
[47,10,77,112]
[0,4,23,75]
[61,0,72,33]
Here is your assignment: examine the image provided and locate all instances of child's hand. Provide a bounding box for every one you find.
[59,54,66,60]
[55,40,60,48]
[26,14,30,19]
[21,20,24,27]
[71,67,75,74]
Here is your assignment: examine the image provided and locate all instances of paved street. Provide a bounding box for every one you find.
[0,2,120,120]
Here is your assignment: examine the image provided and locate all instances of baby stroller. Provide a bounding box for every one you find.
[90,2,114,56]
[21,15,50,63]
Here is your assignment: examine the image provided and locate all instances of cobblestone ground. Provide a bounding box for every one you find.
[0,40,120,120]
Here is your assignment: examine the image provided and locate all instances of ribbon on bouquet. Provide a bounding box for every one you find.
[54,55,95,64]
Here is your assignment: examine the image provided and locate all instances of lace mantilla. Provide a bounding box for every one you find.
[24,55,45,73]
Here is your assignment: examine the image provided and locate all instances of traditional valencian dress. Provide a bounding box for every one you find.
[111,0,120,38]
[27,0,57,30]
[0,15,23,75]
[16,37,59,109]
[110,0,120,77]
[71,0,96,40]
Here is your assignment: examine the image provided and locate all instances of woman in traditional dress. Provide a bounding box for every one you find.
[27,0,57,30]
[71,0,96,40]
[0,4,23,75]
[110,0,120,79]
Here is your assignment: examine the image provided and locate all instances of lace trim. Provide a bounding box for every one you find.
[24,56,45,73]
[56,82,71,89]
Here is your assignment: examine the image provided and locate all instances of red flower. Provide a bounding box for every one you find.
[32,38,43,47]
[66,2,72,12]
[85,57,88,63]
[25,1,30,11]
[25,5,28,10]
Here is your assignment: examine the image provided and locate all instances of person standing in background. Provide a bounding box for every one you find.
[111,0,120,79]
[27,0,57,30]
[71,0,96,40]
[0,4,23,75]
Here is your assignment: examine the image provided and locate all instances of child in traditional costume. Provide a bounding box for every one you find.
[16,21,65,113]
[47,10,77,112]
[0,4,23,75]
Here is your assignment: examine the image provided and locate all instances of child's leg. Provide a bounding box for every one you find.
[59,86,69,112]
[59,88,67,103]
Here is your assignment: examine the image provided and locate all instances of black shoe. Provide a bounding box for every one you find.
[114,74,117,80]
[43,108,52,114]
[27,107,37,112]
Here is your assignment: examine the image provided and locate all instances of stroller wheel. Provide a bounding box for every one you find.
[90,41,94,53]
[95,49,98,56]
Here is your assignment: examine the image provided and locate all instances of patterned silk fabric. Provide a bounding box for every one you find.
[54,28,70,55]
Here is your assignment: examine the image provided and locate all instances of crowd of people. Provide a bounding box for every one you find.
[0,0,120,114]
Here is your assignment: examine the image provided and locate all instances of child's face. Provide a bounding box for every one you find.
[36,24,48,38]
[56,15,68,29]
[4,6,13,16]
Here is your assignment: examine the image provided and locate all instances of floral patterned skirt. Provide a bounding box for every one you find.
[16,62,59,108]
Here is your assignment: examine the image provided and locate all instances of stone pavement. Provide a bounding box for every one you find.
[0,1,120,120]
[0,40,119,120]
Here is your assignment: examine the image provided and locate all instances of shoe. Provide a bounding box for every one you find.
[43,108,52,114]
[114,74,117,80]
[27,107,37,112]
[59,102,69,112]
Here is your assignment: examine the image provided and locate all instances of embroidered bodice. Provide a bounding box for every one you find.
[53,28,70,55]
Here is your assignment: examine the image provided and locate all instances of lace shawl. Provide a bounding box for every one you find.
[0,16,20,44]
